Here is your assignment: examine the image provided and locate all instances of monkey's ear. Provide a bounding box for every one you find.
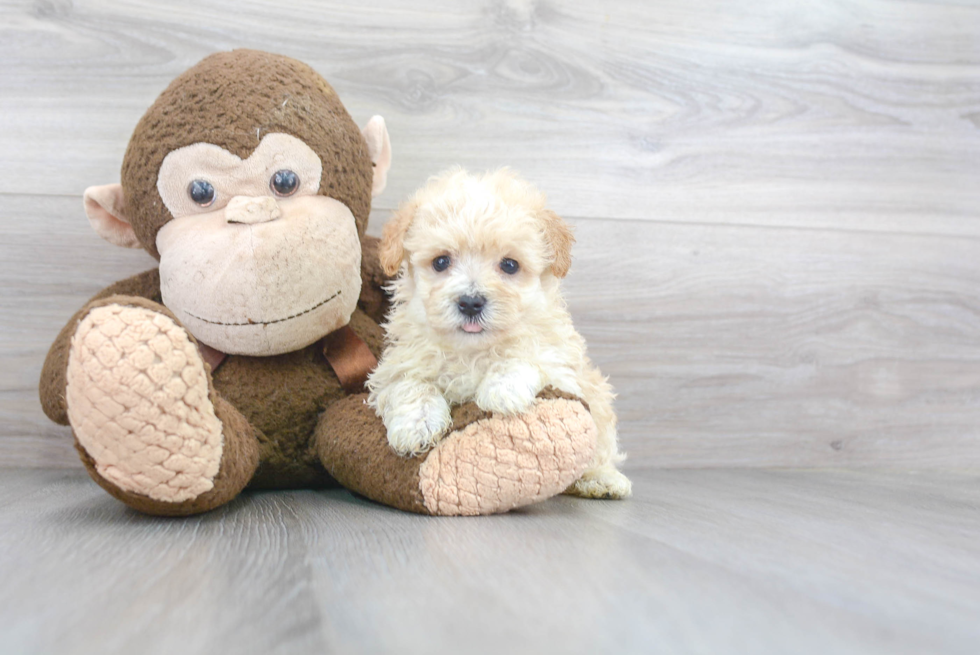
[540,209,575,278]
[83,184,141,249]
[379,200,417,277]
[361,116,392,198]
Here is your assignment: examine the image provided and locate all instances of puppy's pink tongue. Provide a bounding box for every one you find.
[462,323,484,333]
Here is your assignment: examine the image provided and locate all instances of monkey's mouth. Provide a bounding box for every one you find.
[183,290,341,326]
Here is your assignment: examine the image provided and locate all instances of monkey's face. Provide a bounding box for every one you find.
[82,51,391,357]
[154,133,361,356]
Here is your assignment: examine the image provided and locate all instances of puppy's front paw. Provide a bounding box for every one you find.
[545,367,583,399]
[384,395,452,457]
[475,365,541,416]
[565,465,632,500]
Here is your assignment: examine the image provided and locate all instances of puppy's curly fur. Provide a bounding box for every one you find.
[368,168,631,499]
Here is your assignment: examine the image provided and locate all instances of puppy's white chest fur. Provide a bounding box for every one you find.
[433,351,494,403]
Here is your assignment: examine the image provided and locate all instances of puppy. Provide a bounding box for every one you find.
[367,168,631,499]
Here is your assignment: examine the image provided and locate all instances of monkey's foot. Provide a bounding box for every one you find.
[66,304,223,503]
[564,464,633,500]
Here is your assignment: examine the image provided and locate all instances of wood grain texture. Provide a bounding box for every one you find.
[2,0,980,468]
[2,0,980,234]
[5,196,979,468]
[1,468,979,655]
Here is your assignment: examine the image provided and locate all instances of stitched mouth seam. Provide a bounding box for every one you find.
[184,290,341,326]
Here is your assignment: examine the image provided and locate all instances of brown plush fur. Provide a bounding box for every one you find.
[39,268,163,426]
[39,50,597,516]
[66,294,261,516]
[76,394,262,517]
[317,387,586,515]
[121,49,374,259]
[41,266,386,492]
[39,236,386,429]
[215,308,384,489]
[317,394,430,514]
[38,50,394,512]
[358,234,393,322]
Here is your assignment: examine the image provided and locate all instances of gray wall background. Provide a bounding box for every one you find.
[2,0,979,469]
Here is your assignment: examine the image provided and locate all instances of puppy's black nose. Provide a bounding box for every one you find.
[457,294,486,318]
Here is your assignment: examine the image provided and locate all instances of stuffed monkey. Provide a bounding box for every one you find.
[39,50,596,516]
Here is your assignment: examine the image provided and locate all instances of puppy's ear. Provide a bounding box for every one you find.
[380,200,418,276]
[540,209,575,278]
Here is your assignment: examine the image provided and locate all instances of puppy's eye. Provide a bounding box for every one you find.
[432,255,451,272]
[188,180,215,207]
[271,170,300,197]
[500,258,520,275]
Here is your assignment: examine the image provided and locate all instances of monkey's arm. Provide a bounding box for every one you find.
[39,268,162,425]
[316,388,597,516]
[358,234,394,324]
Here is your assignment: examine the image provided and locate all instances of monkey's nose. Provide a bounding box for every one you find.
[457,294,486,318]
[225,196,282,225]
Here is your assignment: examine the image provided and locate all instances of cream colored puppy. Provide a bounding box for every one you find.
[367,168,631,499]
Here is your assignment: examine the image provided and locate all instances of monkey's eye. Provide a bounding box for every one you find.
[188,180,215,206]
[432,255,451,272]
[271,170,300,197]
[500,258,520,275]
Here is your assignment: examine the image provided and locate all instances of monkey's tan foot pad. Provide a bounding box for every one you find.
[65,304,223,503]
[419,398,597,516]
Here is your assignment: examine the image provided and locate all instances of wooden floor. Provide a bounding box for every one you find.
[0,467,977,655]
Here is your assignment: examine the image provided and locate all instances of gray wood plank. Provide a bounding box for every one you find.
[1,468,978,655]
[1,0,978,235]
[3,0,980,469]
[5,195,979,469]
